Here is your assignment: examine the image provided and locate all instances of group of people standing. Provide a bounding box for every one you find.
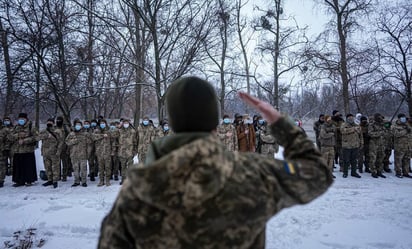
[0,114,172,188]
[314,110,412,179]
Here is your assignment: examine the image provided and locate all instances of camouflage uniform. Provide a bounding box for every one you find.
[368,118,386,177]
[83,126,98,180]
[93,127,113,186]
[357,120,370,173]
[216,123,238,152]
[0,127,7,186]
[66,130,91,185]
[115,126,137,182]
[319,121,336,174]
[98,116,333,249]
[255,123,279,158]
[331,116,344,171]
[1,122,14,176]
[55,122,72,181]
[38,127,64,183]
[382,122,393,172]
[340,120,363,177]
[137,124,157,164]
[313,117,324,150]
[109,127,120,180]
[391,120,411,176]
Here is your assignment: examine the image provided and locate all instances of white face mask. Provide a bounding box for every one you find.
[123,123,130,128]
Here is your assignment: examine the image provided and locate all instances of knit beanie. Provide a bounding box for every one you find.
[166,76,219,132]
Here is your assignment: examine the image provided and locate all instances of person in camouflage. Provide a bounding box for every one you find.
[93,119,113,186]
[98,76,333,249]
[331,110,344,171]
[83,120,96,181]
[368,113,387,178]
[319,115,336,178]
[255,116,279,158]
[38,118,64,188]
[0,121,8,187]
[391,113,412,178]
[115,119,137,184]
[55,116,72,181]
[156,119,173,138]
[137,116,157,164]
[66,120,91,187]
[2,116,14,176]
[382,121,393,173]
[216,114,238,152]
[109,122,120,181]
[313,114,325,150]
[8,113,39,187]
[340,114,363,178]
[357,116,370,173]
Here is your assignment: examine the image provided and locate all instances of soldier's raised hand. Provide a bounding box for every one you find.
[239,92,280,124]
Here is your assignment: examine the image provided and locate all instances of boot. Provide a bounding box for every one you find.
[97,181,105,187]
[105,180,111,186]
[371,172,378,178]
[82,183,88,187]
[114,175,119,181]
[42,181,53,187]
[377,171,386,178]
[90,175,95,181]
[53,182,58,188]
[71,183,80,187]
[383,168,392,173]
[0,182,4,188]
[403,174,412,178]
[365,168,371,173]
[358,167,363,173]
[351,173,361,178]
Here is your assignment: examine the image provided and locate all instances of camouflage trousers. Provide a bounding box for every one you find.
[3,150,13,175]
[111,156,120,177]
[0,155,6,183]
[260,143,279,158]
[88,153,98,177]
[321,146,335,172]
[383,147,392,171]
[369,145,384,174]
[60,148,72,180]
[357,145,369,171]
[138,151,147,164]
[43,155,60,182]
[394,148,410,175]
[73,159,87,184]
[119,156,133,180]
[97,156,112,183]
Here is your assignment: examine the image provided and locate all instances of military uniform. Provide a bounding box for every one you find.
[66,129,91,186]
[319,120,336,175]
[115,125,137,183]
[340,119,363,177]
[93,127,114,186]
[392,119,412,177]
[55,121,72,181]
[382,122,393,172]
[1,120,14,176]
[0,127,7,187]
[331,116,344,171]
[313,116,324,150]
[109,127,120,181]
[216,122,238,152]
[137,124,156,164]
[368,115,386,177]
[357,120,370,173]
[255,123,279,157]
[98,117,333,249]
[84,126,97,180]
[38,126,64,185]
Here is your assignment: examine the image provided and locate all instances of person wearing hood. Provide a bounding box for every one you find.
[340,114,363,178]
[313,114,325,150]
[8,113,39,187]
[367,113,387,178]
[98,76,333,249]
[391,113,412,178]
[137,116,157,164]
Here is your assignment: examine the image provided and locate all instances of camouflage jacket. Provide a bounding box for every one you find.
[109,129,119,156]
[367,121,385,148]
[319,122,336,147]
[216,123,238,152]
[0,126,14,151]
[137,125,157,153]
[8,122,39,154]
[0,127,6,152]
[98,116,333,249]
[115,127,137,158]
[65,130,91,160]
[340,122,363,149]
[391,121,411,150]
[38,127,64,157]
[83,128,96,156]
[256,124,279,154]
[93,128,113,158]
[156,127,173,139]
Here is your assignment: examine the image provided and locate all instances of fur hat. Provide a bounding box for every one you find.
[166,76,219,132]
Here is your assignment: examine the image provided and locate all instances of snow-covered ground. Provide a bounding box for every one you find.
[1,147,412,249]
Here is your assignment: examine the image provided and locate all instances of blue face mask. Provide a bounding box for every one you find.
[258,120,264,125]
[3,120,10,126]
[75,125,82,131]
[163,125,169,131]
[84,124,90,129]
[91,122,97,127]
[100,123,106,129]
[142,120,149,126]
[223,118,230,124]
[18,119,26,126]
[110,125,116,130]
[400,117,407,123]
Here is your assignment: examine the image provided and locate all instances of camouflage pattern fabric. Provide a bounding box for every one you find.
[216,123,238,152]
[0,128,7,184]
[38,127,64,182]
[84,128,97,176]
[319,122,336,148]
[65,131,91,160]
[93,128,114,184]
[115,127,137,159]
[98,116,333,249]
[72,159,88,184]
[119,156,133,180]
[137,125,157,164]
[321,146,335,172]
[8,122,39,154]
[357,122,370,172]
[256,124,279,157]
[340,122,363,149]
[368,121,385,174]
[392,120,411,175]
[55,125,71,180]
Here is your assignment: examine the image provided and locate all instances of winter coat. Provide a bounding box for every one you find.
[340,122,363,149]
[319,122,336,147]
[93,128,113,158]
[368,121,385,149]
[65,130,91,160]
[137,125,157,154]
[115,127,137,158]
[216,123,238,152]
[256,124,279,154]
[9,122,39,154]
[236,123,256,152]
[98,116,333,249]
[392,121,411,151]
[38,127,64,157]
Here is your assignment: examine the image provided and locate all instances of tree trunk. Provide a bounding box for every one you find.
[336,12,350,114]
[0,19,14,116]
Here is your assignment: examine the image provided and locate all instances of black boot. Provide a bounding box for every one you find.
[71,183,80,187]
[53,182,58,188]
[0,182,4,188]
[383,168,392,173]
[371,172,378,178]
[351,173,361,178]
[90,175,95,181]
[114,175,119,181]
[365,168,371,173]
[42,181,53,187]
[377,171,386,178]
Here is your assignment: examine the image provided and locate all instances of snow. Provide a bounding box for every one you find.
[1,146,412,249]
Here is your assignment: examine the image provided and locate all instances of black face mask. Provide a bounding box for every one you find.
[47,123,53,128]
